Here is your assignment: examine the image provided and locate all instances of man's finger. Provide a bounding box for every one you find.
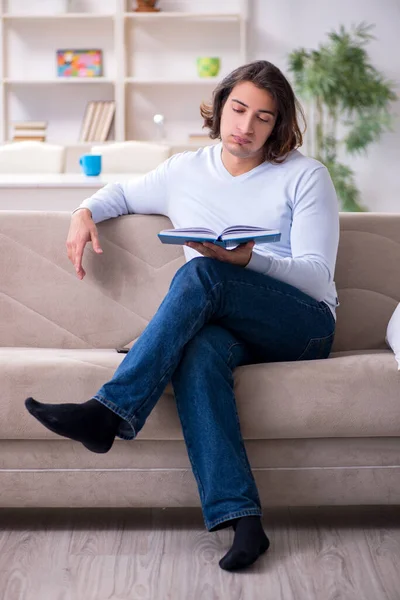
[77,268,86,280]
[74,243,85,273]
[90,229,103,254]
[188,242,217,258]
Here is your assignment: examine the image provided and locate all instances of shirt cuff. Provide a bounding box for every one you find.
[245,251,272,274]
[71,206,92,217]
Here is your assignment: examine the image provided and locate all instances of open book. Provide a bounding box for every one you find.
[158,225,281,249]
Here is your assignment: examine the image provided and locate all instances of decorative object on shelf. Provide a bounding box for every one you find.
[289,23,396,212]
[196,57,221,78]
[133,0,160,12]
[12,121,48,142]
[57,49,103,78]
[79,154,102,176]
[153,114,166,141]
[79,101,115,142]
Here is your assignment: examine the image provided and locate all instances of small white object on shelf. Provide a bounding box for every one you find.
[153,114,166,141]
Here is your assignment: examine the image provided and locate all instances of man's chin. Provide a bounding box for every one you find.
[224,140,254,158]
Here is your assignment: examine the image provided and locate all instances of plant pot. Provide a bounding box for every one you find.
[134,0,160,12]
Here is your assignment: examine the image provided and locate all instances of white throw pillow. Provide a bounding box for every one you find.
[386,303,400,370]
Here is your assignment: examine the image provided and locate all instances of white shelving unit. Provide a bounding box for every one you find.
[0,0,248,146]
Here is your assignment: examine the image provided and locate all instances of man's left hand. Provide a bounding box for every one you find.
[185,241,255,267]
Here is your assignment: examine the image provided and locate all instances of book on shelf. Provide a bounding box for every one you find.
[12,120,47,142]
[79,101,96,142]
[11,129,47,137]
[13,136,46,142]
[13,121,48,130]
[158,226,281,249]
[86,102,103,141]
[79,100,116,142]
[99,102,116,142]
[93,101,106,141]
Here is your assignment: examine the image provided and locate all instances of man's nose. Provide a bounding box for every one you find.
[239,115,254,135]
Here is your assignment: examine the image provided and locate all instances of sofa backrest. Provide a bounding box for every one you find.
[0,211,399,352]
[333,213,400,352]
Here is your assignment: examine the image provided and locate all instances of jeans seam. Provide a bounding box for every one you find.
[296,330,335,362]
[225,351,259,486]
[232,404,258,482]
[226,279,332,314]
[172,388,206,503]
[226,341,244,369]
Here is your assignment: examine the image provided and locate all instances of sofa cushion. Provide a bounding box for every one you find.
[1,347,398,441]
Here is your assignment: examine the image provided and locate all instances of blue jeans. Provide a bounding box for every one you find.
[94,257,335,531]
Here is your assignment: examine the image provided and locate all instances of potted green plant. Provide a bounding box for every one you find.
[288,23,397,211]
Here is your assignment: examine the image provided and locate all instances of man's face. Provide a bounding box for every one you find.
[220,81,278,160]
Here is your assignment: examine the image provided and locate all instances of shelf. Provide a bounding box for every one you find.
[3,140,211,149]
[125,78,221,85]
[0,0,247,145]
[2,13,114,20]
[124,12,241,21]
[4,78,115,85]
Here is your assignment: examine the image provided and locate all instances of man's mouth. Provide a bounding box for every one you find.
[232,135,251,145]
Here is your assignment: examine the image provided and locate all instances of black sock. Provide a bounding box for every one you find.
[219,516,270,571]
[24,397,122,454]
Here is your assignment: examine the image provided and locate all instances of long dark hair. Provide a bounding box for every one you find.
[200,60,305,164]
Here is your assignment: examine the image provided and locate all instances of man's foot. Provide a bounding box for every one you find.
[219,516,270,571]
[24,397,122,454]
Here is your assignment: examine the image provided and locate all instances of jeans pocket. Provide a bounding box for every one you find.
[296,331,335,361]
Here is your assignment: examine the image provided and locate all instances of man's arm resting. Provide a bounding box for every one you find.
[71,207,92,218]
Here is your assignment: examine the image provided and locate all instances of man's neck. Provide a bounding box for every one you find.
[221,146,264,177]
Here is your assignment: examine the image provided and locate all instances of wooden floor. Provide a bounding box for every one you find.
[0,506,399,600]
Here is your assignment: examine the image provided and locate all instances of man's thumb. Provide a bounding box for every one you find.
[90,229,103,254]
[91,233,103,254]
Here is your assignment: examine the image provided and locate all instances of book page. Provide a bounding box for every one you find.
[221,225,274,235]
[161,227,217,236]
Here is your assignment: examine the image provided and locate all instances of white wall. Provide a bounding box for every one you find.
[249,0,400,212]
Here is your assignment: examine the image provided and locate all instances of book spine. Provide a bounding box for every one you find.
[79,101,95,143]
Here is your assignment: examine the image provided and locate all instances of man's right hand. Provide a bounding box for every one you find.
[66,208,103,280]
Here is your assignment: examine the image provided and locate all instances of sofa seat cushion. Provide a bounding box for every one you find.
[1,347,399,441]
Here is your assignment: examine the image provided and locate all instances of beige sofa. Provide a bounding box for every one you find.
[0,211,399,508]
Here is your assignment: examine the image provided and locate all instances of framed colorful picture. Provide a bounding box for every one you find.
[56,49,103,78]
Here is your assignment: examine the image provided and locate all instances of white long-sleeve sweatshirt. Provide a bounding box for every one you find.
[77,143,340,317]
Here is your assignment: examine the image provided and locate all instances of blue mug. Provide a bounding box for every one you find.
[80,154,102,176]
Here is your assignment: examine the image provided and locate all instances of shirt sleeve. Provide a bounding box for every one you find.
[74,155,177,224]
[246,165,340,303]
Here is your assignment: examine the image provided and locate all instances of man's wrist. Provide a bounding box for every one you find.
[72,207,92,218]
[242,253,252,267]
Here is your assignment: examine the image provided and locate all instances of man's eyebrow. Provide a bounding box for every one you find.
[231,98,276,117]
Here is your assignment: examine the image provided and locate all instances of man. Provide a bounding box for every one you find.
[25,60,339,571]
